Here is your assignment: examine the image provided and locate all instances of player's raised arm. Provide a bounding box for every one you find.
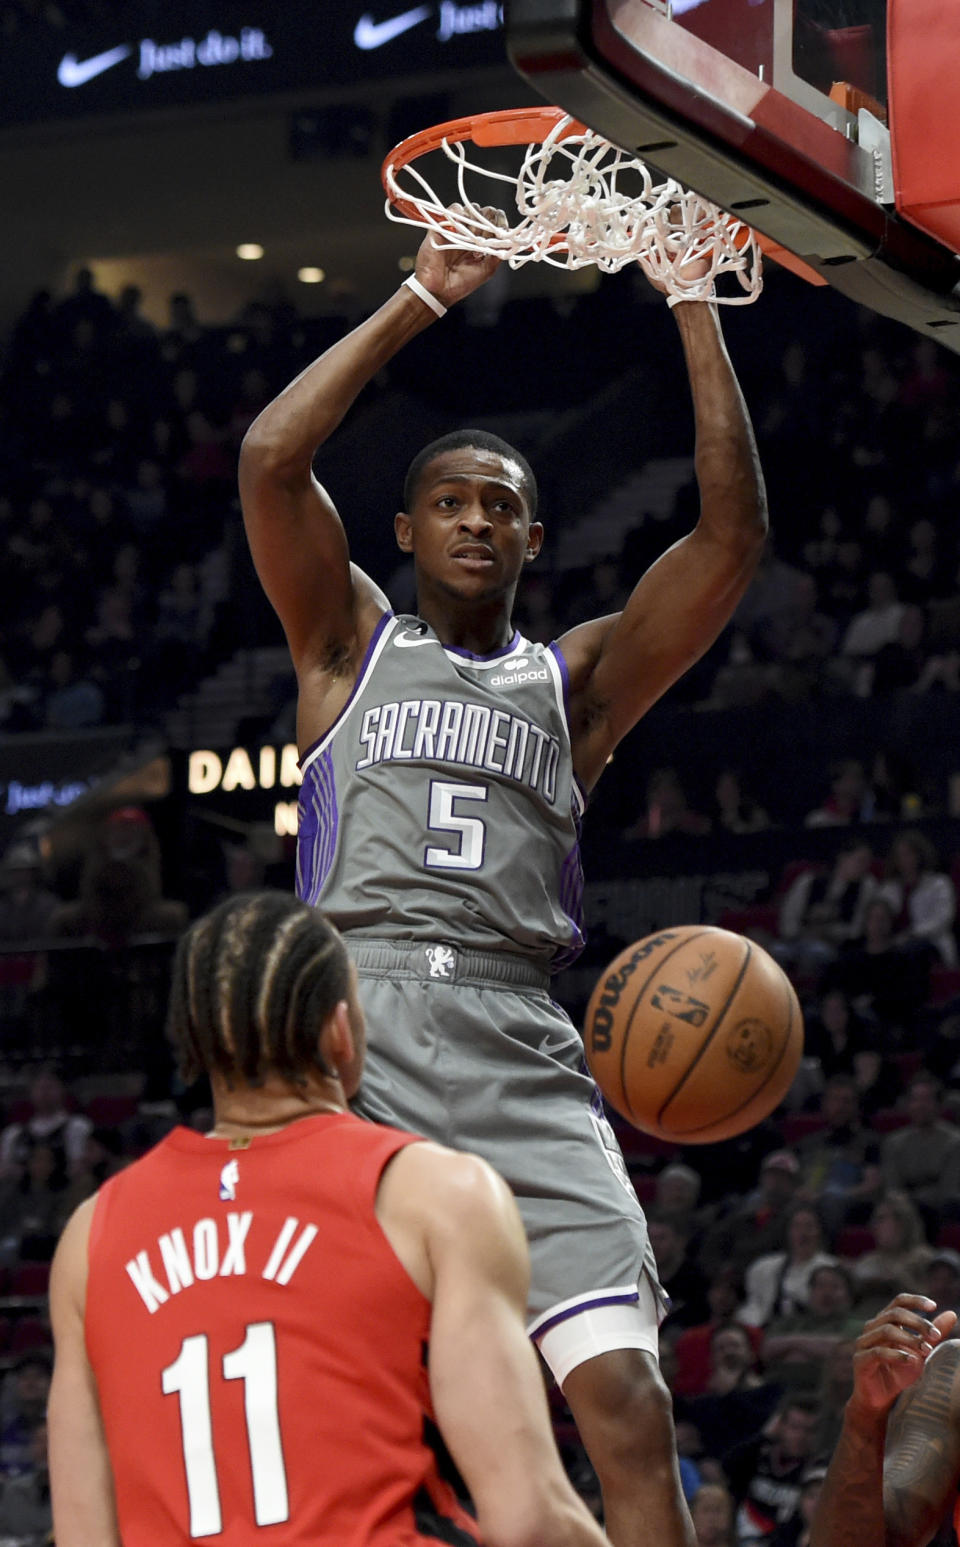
[810,1294,960,1547]
[385,1146,609,1547]
[238,230,502,704]
[48,1198,122,1547]
[563,298,767,790]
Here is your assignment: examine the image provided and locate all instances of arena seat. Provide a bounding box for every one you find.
[835,1225,876,1258]
[9,1261,50,1296]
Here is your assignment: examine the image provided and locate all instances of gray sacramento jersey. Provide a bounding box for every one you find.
[297,613,586,967]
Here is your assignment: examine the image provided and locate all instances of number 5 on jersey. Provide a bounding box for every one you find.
[424,780,488,871]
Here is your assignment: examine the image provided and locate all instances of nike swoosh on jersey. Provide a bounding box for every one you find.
[57,44,132,87]
[353,5,432,51]
[537,1031,582,1056]
[394,633,438,648]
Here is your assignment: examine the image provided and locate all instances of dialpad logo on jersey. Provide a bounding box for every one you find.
[219,1160,239,1201]
[424,944,457,979]
[490,655,549,688]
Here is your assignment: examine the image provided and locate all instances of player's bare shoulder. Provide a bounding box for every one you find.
[376,1142,528,1296]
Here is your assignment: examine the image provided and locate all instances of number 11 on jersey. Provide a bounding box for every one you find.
[162,1321,289,1537]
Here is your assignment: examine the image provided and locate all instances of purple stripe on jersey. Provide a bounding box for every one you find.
[442,629,521,662]
[548,640,589,813]
[298,611,394,770]
[552,838,586,973]
[533,1290,641,1341]
[296,747,339,906]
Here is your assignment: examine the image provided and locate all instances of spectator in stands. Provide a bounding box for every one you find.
[701,1151,801,1281]
[810,1339,855,1458]
[713,768,770,835]
[795,1075,880,1229]
[880,1071,960,1231]
[840,571,904,660]
[625,766,711,840]
[801,987,874,1086]
[0,842,58,943]
[42,648,104,730]
[722,1394,820,1545]
[691,1482,736,1547]
[847,1191,931,1312]
[676,1321,781,1459]
[50,806,187,947]
[825,896,929,1035]
[867,604,928,695]
[922,1246,960,1315]
[0,1418,51,1541]
[740,1203,836,1328]
[58,1127,126,1218]
[760,1262,864,1393]
[0,1355,50,1478]
[0,1141,71,1262]
[775,844,877,977]
[768,1464,825,1547]
[647,1212,712,1330]
[877,828,958,967]
[0,1067,90,1182]
[672,1265,762,1398]
[803,759,868,828]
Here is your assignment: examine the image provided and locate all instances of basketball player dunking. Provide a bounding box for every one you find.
[239,226,767,1545]
[48,892,607,1547]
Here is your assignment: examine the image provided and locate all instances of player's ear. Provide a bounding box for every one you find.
[524,520,544,563]
[395,511,413,552]
[324,998,362,1096]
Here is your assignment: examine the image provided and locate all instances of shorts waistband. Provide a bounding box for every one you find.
[348,937,550,992]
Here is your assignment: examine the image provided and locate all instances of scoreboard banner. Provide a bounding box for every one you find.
[0,1,504,129]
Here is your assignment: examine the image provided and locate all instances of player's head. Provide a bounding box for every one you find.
[402,430,538,518]
[167,891,363,1097]
[396,430,543,605]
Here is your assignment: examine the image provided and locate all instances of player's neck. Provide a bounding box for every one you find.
[415,593,516,655]
[207,1071,348,1139]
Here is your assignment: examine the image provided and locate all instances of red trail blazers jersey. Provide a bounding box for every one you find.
[85,1112,482,1546]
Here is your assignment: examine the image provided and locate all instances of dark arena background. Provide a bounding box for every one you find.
[2,1,960,1540]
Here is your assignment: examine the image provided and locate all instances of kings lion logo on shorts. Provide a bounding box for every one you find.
[726,1018,773,1074]
[424,944,456,980]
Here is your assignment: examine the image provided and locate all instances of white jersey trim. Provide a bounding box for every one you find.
[300,614,400,777]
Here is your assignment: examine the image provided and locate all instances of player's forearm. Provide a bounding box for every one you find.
[809,1399,890,1547]
[241,285,436,479]
[671,301,768,549]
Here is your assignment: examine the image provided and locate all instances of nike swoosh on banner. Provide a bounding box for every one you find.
[57,44,132,87]
[394,634,437,648]
[537,1031,582,1056]
[353,5,432,51]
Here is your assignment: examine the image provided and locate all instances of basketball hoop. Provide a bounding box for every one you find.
[382,106,763,305]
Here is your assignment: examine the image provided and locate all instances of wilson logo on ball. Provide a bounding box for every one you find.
[590,931,679,1051]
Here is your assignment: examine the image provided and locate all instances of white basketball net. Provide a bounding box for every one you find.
[384,114,762,304]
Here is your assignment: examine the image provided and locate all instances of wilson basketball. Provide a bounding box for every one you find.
[583,926,803,1144]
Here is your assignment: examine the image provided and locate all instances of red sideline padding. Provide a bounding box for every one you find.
[888,0,960,253]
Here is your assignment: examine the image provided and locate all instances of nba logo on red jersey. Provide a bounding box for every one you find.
[219,1160,239,1201]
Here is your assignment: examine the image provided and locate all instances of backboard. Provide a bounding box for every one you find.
[506,0,960,349]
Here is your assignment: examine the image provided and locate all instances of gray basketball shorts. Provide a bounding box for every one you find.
[347,937,664,1332]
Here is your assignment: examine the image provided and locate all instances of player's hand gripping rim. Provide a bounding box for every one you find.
[849,1293,959,1417]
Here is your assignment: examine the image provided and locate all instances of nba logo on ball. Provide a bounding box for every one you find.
[583,926,803,1144]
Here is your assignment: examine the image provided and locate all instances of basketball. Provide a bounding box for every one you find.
[583,926,803,1144]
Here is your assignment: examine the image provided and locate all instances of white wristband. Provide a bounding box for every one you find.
[667,291,715,309]
[403,275,447,317]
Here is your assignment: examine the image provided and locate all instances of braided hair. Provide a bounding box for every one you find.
[167,892,351,1088]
